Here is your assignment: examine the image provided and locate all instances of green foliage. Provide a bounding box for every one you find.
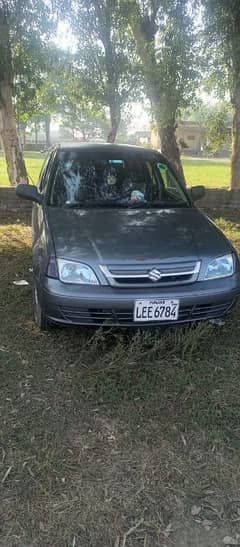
[154,1,199,123]
[0,0,56,79]
[181,101,232,153]
[11,0,140,142]
[204,108,231,153]
[1,1,71,127]
[15,46,70,128]
[126,0,200,126]
[69,0,141,139]
[201,2,240,187]
[202,0,240,101]
[58,68,109,140]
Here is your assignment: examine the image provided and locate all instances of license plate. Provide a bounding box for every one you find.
[134,299,180,322]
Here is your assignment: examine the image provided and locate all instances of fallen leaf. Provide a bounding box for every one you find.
[191,505,202,516]
[222,537,239,545]
[2,466,12,483]
[203,519,212,526]
[210,318,226,326]
[181,434,187,446]
[202,519,213,530]
[163,523,174,537]
[114,536,120,547]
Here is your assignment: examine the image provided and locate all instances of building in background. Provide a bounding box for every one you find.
[150,121,205,155]
[177,121,205,155]
[149,121,230,157]
[133,130,151,146]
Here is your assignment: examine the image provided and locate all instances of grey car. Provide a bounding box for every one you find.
[16,143,240,329]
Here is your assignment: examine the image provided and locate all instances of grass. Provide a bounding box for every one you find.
[0,151,43,186]
[1,210,240,546]
[182,157,231,188]
[0,151,231,188]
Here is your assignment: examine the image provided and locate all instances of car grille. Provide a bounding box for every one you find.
[100,261,201,287]
[59,300,234,326]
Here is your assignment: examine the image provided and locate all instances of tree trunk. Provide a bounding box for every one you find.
[231,91,240,189]
[158,124,186,185]
[23,127,26,147]
[0,8,28,185]
[100,8,121,144]
[45,115,51,148]
[129,5,186,184]
[107,102,121,143]
[34,122,38,145]
[0,81,28,185]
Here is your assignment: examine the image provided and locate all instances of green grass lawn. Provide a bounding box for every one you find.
[0,151,231,187]
[1,210,240,546]
[183,156,231,188]
[0,151,44,186]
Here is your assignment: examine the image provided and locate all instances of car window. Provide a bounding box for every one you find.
[48,150,189,209]
[157,163,187,202]
[38,152,56,193]
[146,161,159,200]
[38,156,50,192]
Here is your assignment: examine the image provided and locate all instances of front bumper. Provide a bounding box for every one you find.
[39,274,240,327]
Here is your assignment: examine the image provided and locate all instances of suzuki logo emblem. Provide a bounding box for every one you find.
[148,268,162,282]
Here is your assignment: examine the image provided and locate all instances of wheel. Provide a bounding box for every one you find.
[32,280,49,331]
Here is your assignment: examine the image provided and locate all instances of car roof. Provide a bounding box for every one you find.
[54,142,163,158]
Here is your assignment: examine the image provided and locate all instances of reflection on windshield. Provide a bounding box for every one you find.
[50,151,189,209]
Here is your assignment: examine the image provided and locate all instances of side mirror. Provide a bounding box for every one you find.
[16,184,42,204]
[190,185,206,202]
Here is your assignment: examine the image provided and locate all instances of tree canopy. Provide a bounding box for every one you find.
[69,0,140,142]
[0,0,61,183]
[202,0,240,187]
[124,0,199,181]
[1,0,240,188]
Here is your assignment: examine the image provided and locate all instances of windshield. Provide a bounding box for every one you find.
[49,150,189,208]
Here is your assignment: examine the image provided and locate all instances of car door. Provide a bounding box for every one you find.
[32,151,57,280]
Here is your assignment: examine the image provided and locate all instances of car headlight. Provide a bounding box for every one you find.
[204,254,234,280]
[57,259,99,285]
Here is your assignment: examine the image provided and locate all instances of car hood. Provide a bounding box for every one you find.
[46,206,231,265]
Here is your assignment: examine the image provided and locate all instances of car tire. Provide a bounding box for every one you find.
[32,280,49,331]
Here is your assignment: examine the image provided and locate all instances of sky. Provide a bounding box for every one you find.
[54,21,77,52]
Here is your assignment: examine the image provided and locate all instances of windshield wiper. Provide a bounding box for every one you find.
[149,200,188,208]
[62,200,187,209]
[98,202,150,209]
[63,201,99,208]
[63,200,130,208]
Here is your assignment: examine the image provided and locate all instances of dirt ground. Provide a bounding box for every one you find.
[1,210,240,547]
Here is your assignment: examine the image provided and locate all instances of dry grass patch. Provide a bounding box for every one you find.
[1,211,240,546]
